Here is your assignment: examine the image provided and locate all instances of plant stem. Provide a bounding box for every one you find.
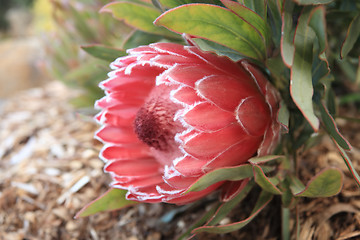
[282,207,290,240]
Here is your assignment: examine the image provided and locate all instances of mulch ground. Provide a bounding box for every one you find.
[0,81,359,240]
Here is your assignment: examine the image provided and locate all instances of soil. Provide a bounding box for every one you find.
[0,81,359,240]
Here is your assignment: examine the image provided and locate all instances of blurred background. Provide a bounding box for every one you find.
[0,0,47,99]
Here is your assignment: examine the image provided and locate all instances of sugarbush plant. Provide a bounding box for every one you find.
[62,0,360,239]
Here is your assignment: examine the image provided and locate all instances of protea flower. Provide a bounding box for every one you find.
[95,43,281,204]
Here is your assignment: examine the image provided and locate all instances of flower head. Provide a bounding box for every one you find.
[95,43,281,204]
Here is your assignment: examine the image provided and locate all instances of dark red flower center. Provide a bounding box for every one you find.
[134,85,182,152]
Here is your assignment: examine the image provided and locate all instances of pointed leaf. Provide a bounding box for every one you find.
[278,100,290,130]
[158,0,193,8]
[154,4,266,60]
[237,0,267,19]
[319,102,352,150]
[101,2,177,38]
[293,0,334,5]
[252,164,282,194]
[309,6,330,81]
[333,139,360,187]
[290,9,320,131]
[75,188,137,218]
[192,190,273,234]
[186,164,254,193]
[288,175,306,195]
[192,38,244,61]
[267,0,282,47]
[248,155,282,165]
[81,45,126,62]
[293,168,343,197]
[341,14,360,59]
[309,6,327,60]
[221,0,270,47]
[280,0,295,67]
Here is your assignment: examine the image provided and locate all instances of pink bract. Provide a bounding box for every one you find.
[95,43,281,204]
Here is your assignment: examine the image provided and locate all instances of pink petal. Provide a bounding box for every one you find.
[104,159,160,177]
[110,56,137,68]
[113,174,163,189]
[163,166,199,189]
[182,124,252,159]
[187,47,249,77]
[151,55,197,67]
[183,102,235,131]
[95,125,140,144]
[196,75,262,111]
[240,60,268,94]
[126,185,164,203]
[164,181,223,205]
[166,65,218,87]
[100,112,134,127]
[171,86,203,106]
[101,91,147,106]
[204,137,262,170]
[95,95,121,109]
[98,105,138,126]
[101,66,160,91]
[173,155,208,177]
[100,144,151,161]
[127,45,156,55]
[258,121,281,156]
[152,42,192,56]
[236,96,271,136]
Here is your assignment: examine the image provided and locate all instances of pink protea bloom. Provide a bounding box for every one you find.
[95,43,281,204]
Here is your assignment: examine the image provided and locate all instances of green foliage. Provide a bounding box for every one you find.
[46,0,132,107]
[155,3,267,60]
[75,188,137,218]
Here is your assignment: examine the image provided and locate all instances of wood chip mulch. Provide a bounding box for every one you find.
[0,81,359,240]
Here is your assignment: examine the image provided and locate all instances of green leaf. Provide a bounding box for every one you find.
[101,2,177,38]
[252,164,282,195]
[309,6,327,60]
[158,0,193,8]
[288,175,306,195]
[75,188,137,218]
[290,9,320,131]
[293,0,334,5]
[248,155,282,165]
[237,0,267,19]
[293,168,343,197]
[192,38,244,61]
[154,4,266,60]
[192,190,273,234]
[221,0,270,47]
[309,6,330,82]
[186,164,254,193]
[278,100,290,130]
[280,0,295,67]
[267,0,282,47]
[318,102,352,150]
[81,44,126,62]
[333,140,360,188]
[341,14,360,59]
